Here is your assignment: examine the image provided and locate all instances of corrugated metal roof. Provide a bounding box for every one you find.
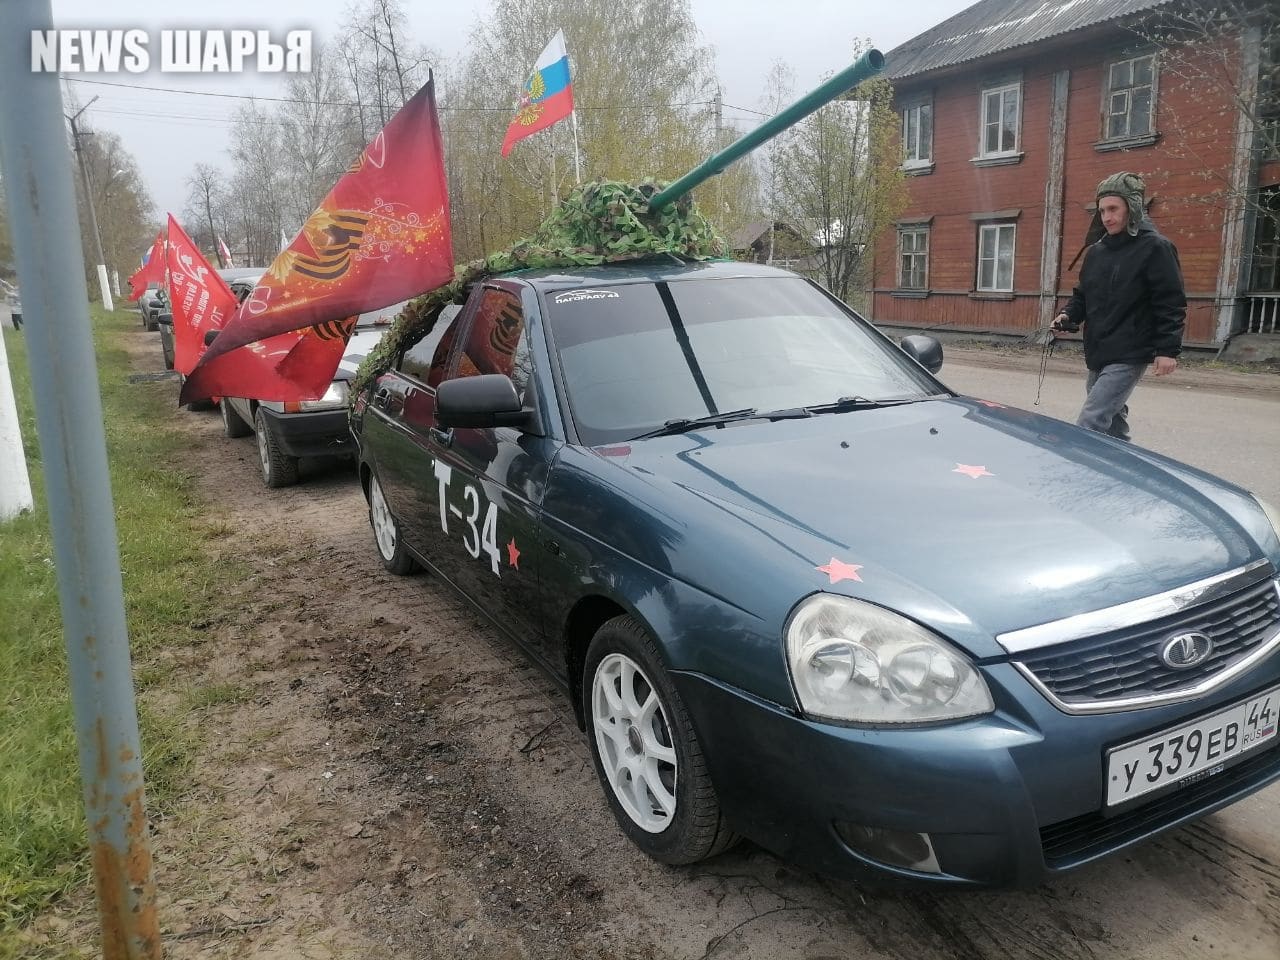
[884,0,1174,81]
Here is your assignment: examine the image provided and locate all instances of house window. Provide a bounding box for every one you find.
[980,82,1020,156]
[977,223,1016,292]
[902,101,933,165]
[1249,188,1280,292]
[1105,54,1156,140]
[898,228,929,289]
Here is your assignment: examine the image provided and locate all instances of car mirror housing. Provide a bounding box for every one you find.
[899,335,943,374]
[436,374,537,431]
[156,312,173,327]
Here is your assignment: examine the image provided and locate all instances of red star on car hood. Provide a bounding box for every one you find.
[816,558,863,584]
[953,463,994,479]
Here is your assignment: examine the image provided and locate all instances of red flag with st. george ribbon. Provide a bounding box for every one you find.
[166,216,239,376]
[180,75,454,404]
[126,230,166,301]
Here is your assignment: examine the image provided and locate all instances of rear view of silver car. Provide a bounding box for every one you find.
[220,301,404,487]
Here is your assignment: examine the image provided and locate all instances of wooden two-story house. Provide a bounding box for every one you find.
[870,0,1279,349]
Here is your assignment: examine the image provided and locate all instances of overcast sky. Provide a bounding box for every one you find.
[44,0,974,227]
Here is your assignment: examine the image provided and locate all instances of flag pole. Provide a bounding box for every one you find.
[548,123,557,210]
[571,108,582,185]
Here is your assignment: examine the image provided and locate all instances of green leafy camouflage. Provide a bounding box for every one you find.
[349,178,729,404]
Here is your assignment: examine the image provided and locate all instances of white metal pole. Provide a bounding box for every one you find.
[0,323,34,520]
[571,110,582,185]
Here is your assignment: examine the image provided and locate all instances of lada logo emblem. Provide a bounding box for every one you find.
[1160,632,1214,669]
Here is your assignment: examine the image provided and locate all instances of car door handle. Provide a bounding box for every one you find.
[430,426,453,447]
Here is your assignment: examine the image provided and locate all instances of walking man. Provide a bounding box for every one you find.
[1052,172,1186,441]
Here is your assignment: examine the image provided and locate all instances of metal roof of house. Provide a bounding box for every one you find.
[884,0,1174,81]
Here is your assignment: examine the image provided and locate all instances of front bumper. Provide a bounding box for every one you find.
[257,406,354,459]
[673,655,1280,887]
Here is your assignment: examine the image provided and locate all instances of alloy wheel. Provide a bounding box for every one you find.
[590,652,678,833]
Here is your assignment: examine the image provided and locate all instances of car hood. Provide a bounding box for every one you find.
[586,398,1271,656]
[334,327,389,381]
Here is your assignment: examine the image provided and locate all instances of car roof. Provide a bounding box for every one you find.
[499,258,800,290]
[217,267,265,282]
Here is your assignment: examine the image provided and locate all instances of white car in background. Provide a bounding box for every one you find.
[219,299,408,488]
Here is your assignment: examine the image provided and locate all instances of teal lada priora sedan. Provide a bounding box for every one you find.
[349,260,1280,887]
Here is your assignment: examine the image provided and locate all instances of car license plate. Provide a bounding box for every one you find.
[1105,686,1280,807]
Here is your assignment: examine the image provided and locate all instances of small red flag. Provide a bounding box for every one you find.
[165,216,238,376]
[180,75,454,404]
[127,231,166,302]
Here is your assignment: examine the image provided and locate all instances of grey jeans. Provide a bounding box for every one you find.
[1077,362,1145,440]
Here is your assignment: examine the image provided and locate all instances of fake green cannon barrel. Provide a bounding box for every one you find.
[648,47,885,212]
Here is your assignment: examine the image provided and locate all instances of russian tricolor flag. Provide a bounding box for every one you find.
[501,30,574,157]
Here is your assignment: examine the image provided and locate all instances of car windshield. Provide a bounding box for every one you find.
[545,276,944,445]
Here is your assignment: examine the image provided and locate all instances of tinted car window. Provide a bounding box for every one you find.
[454,287,531,402]
[547,277,940,444]
[399,304,462,386]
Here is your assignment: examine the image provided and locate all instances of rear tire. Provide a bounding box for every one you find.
[255,407,299,488]
[583,615,738,865]
[368,471,418,574]
[221,399,251,438]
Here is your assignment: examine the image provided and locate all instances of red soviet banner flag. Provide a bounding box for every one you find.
[166,216,239,375]
[180,75,454,404]
[126,230,166,301]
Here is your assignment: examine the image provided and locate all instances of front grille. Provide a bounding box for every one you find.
[1040,743,1280,866]
[1018,578,1280,705]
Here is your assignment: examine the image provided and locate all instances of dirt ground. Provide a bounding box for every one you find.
[34,332,1280,960]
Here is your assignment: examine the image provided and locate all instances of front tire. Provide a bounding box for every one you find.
[221,399,251,438]
[255,407,299,488]
[368,472,418,574]
[584,615,738,865]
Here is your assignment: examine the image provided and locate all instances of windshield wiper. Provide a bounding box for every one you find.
[631,407,760,440]
[796,395,944,416]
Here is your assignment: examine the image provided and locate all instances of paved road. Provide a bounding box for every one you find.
[939,350,1280,504]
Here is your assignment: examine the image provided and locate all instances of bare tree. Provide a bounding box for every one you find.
[279,40,362,226]
[185,163,225,265]
[227,101,287,268]
[73,129,155,291]
[774,46,906,307]
[1129,2,1279,257]
[340,0,436,128]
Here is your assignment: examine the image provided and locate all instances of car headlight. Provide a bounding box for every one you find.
[300,380,349,411]
[785,594,994,724]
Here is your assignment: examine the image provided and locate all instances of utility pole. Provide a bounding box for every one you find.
[67,96,114,311]
[0,317,34,520]
[0,2,160,956]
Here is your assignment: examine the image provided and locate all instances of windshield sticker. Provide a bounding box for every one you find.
[816,557,863,584]
[952,463,994,480]
[553,289,621,304]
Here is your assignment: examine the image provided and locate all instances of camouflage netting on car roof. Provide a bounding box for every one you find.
[349,178,730,403]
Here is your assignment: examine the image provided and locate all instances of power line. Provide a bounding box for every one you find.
[62,75,719,114]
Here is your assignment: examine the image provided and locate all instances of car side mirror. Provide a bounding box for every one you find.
[203,329,220,346]
[156,312,173,327]
[899,335,943,374]
[436,374,537,431]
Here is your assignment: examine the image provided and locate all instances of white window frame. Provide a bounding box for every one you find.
[980,82,1021,158]
[1103,53,1157,141]
[897,227,929,289]
[976,223,1016,293]
[901,100,933,167]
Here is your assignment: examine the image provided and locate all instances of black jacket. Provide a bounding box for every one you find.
[1061,220,1186,371]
